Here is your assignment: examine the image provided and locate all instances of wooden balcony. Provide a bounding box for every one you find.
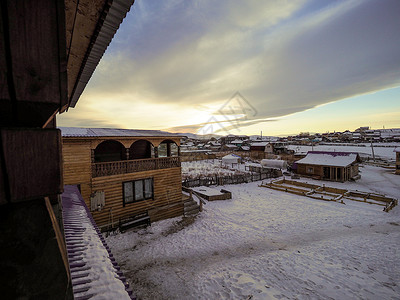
[92,157,181,178]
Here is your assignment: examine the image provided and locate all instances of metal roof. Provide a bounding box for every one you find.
[60,127,183,138]
[296,151,360,167]
[62,185,134,299]
[69,0,135,108]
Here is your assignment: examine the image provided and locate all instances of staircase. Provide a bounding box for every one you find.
[183,196,201,217]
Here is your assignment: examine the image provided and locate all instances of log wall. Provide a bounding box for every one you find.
[62,137,183,229]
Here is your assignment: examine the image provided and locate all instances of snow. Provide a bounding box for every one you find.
[231,139,243,144]
[107,165,400,299]
[181,160,249,179]
[295,152,358,167]
[291,164,400,199]
[288,144,399,160]
[261,159,287,169]
[222,154,241,164]
[251,142,269,147]
[192,186,226,197]
[59,127,180,137]
[62,187,131,300]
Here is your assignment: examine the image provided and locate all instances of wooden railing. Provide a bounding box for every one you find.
[92,157,181,178]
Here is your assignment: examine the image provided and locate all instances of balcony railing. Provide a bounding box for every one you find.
[92,157,181,178]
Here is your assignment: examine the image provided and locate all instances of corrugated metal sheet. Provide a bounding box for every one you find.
[62,185,135,299]
[59,127,184,137]
[69,0,135,108]
[296,152,359,167]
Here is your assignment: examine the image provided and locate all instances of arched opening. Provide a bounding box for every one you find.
[94,140,125,163]
[129,140,154,160]
[158,139,178,157]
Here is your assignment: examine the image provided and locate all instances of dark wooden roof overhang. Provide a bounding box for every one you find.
[0,0,134,128]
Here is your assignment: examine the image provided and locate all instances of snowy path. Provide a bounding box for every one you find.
[107,173,400,299]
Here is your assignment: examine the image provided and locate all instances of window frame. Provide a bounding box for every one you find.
[123,178,154,206]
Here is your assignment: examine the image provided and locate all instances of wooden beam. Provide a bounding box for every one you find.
[0,0,67,127]
[1,128,63,202]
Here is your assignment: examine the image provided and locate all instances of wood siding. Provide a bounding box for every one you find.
[62,137,183,229]
[91,167,182,228]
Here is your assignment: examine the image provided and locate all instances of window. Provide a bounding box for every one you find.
[123,178,153,205]
[307,167,314,174]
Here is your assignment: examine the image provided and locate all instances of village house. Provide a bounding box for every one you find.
[293,151,361,182]
[0,0,138,298]
[221,144,239,151]
[250,142,269,159]
[61,127,184,230]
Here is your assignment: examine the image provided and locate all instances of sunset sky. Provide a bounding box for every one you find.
[58,0,400,136]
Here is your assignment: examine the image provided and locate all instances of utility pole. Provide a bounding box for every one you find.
[370,139,375,162]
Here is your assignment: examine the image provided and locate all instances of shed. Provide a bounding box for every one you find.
[294,151,361,182]
[222,154,241,165]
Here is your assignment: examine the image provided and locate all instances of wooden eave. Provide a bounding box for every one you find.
[0,0,134,128]
[62,135,183,147]
[64,0,135,111]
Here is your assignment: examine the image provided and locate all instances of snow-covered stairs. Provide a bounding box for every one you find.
[183,197,200,217]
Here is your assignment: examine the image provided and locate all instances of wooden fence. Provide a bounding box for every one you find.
[92,157,180,177]
[182,169,281,188]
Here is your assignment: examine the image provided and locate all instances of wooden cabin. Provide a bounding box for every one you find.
[61,127,184,230]
[293,151,361,182]
[0,0,135,298]
[250,142,268,159]
[395,148,400,175]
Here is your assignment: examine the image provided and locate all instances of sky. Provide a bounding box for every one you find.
[58,0,400,136]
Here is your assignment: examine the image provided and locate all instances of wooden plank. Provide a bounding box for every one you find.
[7,0,60,103]
[1,128,63,202]
[0,3,10,100]
[44,197,69,282]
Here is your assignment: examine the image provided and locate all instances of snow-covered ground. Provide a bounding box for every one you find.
[287,144,399,161]
[107,166,400,300]
[181,159,250,179]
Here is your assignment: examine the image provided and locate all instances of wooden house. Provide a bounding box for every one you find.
[395,148,400,175]
[62,127,184,230]
[0,0,135,298]
[250,142,268,159]
[293,151,361,182]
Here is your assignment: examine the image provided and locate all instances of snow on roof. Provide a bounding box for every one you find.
[231,139,243,144]
[192,186,226,196]
[62,185,133,299]
[224,144,237,148]
[222,154,241,159]
[241,146,250,151]
[296,151,359,167]
[251,142,268,147]
[246,162,262,167]
[394,147,400,153]
[222,154,241,163]
[59,127,181,137]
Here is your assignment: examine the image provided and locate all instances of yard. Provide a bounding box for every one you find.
[107,165,400,299]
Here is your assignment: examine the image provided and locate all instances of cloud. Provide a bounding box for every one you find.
[68,0,400,132]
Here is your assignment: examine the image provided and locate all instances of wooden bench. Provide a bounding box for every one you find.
[119,212,151,232]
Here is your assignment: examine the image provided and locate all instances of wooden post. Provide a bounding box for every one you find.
[125,148,130,160]
[167,142,171,157]
[154,147,158,158]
